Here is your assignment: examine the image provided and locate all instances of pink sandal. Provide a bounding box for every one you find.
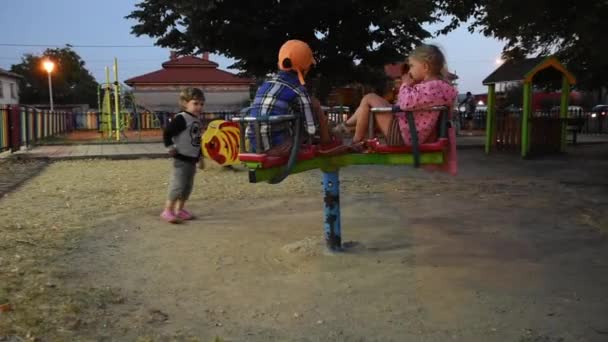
[160,209,180,223]
[177,209,194,220]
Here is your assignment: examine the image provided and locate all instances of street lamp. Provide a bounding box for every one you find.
[42,60,55,111]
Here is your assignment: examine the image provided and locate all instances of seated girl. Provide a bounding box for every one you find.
[346,44,457,150]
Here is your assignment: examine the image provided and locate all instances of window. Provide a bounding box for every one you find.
[0,80,3,98]
[10,83,16,99]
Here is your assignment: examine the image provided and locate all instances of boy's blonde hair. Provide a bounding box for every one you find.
[179,87,205,108]
[410,44,450,80]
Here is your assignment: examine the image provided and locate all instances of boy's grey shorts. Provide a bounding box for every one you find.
[167,159,197,201]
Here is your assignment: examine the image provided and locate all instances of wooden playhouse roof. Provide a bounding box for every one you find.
[482,56,576,85]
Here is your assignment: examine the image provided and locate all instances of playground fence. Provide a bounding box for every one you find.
[1,104,72,152]
[0,105,245,152]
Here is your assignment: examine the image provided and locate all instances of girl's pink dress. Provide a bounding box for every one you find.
[396,79,459,175]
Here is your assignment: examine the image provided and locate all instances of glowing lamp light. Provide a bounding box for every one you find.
[43,60,55,73]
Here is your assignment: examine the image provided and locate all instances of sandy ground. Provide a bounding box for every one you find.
[0,159,48,198]
[41,130,163,144]
[1,146,608,341]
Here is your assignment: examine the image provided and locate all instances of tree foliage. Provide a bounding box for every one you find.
[127,0,444,99]
[10,47,99,107]
[441,0,608,93]
[128,0,608,99]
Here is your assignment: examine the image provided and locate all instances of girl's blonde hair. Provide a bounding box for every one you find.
[179,87,205,108]
[410,44,450,80]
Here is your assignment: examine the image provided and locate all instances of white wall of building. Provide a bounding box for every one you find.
[131,85,251,112]
[0,75,19,105]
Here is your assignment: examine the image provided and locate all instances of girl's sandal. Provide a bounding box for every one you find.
[332,122,355,137]
[348,140,367,153]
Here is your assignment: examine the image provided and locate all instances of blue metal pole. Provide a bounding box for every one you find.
[323,170,342,251]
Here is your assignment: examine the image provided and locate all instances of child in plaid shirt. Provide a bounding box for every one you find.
[246,40,339,156]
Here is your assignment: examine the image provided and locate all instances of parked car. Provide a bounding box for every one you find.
[591,104,608,118]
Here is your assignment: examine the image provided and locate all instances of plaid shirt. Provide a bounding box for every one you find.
[246,71,316,151]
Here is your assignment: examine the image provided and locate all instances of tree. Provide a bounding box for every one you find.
[127,0,443,100]
[501,83,523,109]
[10,47,99,107]
[121,86,136,111]
[439,1,608,97]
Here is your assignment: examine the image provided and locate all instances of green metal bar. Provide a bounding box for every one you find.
[522,82,532,158]
[560,75,570,152]
[97,84,101,114]
[246,152,445,183]
[485,84,496,154]
[131,92,141,142]
[105,67,111,139]
[113,58,121,141]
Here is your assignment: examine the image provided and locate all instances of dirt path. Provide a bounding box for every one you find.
[1,146,608,341]
[0,158,48,198]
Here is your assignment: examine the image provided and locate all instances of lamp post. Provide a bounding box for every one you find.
[42,60,55,111]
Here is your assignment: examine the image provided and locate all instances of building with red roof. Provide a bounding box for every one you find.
[125,52,254,112]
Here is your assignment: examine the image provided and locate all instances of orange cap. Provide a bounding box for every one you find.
[277,40,316,85]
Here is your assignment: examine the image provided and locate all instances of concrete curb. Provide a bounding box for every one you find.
[13,153,169,161]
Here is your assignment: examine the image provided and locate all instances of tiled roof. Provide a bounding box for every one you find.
[125,55,253,86]
[0,68,23,79]
[160,55,219,69]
